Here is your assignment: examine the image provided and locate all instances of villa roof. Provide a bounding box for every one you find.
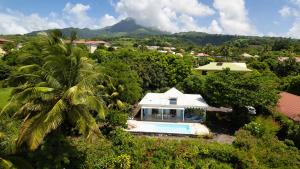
[195,62,252,72]
[277,92,300,122]
[278,57,300,63]
[65,40,110,45]
[0,38,12,44]
[241,53,259,58]
[139,88,209,109]
[196,53,209,57]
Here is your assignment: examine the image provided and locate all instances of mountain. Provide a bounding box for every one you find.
[27,18,168,38]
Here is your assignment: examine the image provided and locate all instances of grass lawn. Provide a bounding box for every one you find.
[0,87,13,110]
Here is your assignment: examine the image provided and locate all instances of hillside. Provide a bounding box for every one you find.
[27,18,168,38]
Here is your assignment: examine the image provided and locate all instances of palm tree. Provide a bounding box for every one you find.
[1,31,106,151]
[101,78,126,110]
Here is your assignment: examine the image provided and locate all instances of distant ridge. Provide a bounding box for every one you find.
[27,18,169,38]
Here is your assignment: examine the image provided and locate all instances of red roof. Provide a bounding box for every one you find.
[65,40,109,45]
[276,92,300,121]
[0,38,12,44]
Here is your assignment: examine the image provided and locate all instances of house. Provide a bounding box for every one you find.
[276,92,300,122]
[163,47,176,51]
[66,40,111,53]
[196,53,210,57]
[0,38,12,46]
[195,62,252,75]
[146,46,160,50]
[138,88,209,122]
[278,57,300,63]
[241,53,259,58]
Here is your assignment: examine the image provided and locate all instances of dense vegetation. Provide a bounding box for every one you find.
[0,29,300,168]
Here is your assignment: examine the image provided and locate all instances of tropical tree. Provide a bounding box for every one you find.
[1,31,106,151]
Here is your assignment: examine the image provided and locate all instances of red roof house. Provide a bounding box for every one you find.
[276,92,300,122]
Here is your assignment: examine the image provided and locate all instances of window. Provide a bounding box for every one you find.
[169,98,177,105]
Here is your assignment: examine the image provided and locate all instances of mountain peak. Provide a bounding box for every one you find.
[104,18,142,33]
[27,17,167,38]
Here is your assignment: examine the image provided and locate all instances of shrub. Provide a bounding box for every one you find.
[243,116,280,137]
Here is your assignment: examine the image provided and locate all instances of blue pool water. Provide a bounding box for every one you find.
[137,122,193,135]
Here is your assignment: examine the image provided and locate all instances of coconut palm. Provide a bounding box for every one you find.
[102,78,126,110]
[2,31,106,151]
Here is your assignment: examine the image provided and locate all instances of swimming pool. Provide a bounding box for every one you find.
[128,121,194,135]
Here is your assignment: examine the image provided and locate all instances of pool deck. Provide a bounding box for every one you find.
[126,120,210,136]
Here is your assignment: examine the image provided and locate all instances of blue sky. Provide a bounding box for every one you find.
[0,0,300,38]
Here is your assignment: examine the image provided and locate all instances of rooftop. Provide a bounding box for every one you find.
[65,40,109,45]
[278,57,300,63]
[195,62,252,72]
[139,88,208,109]
[241,53,259,58]
[277,92,300,122]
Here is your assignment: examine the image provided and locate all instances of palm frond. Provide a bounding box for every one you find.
[17,99,65,150]
[18,64,41,73]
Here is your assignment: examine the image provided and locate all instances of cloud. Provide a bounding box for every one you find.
[279,0,300,38]
[99,14,120,28]
[213,0,258,35]
[0,9,65,35]
[279,6,292,17]
[287,21,300,38]
[113,0,215,33]
[208,20,223,34]
[63,2,99,29]
[0,2,110,35]
[279,6,299,17]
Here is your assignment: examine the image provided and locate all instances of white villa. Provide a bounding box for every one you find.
[138,88,209,122]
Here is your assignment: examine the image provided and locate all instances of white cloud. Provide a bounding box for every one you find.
[114,0,215,33]
[279,6,299,17]
[0,9,65,35]
[0,0,264,36]
[0,2,106,35]
[63,3,99,28]
[279,0,300,38]
[279,6,292,17]
[208,20,223,34]
[287,21,300,38]
[291,0,300,7]
[213,0,258,35]
[99,14,120,28]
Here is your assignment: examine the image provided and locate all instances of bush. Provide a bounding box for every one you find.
[234,129,300,169]
[101,110,128,135]
[243,116,280,137]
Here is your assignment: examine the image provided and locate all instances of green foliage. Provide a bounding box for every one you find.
[92,48,192,91]
[274,113,300,149]
[2,32,105,151]
[0,88,12,111]
[204,70,279,109]
[243,116,280,137]
[177,74,205,95]
[100,59,142,104]
[106,110,128,129]
[26,134,85,169]
[0,61,12,81]
[2,42,16,51]
[248,60,269,71]
[282,75,300,95]
[234,130,300,169]
[274,57,300,77]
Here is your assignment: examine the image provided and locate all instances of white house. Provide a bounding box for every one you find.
[138,88,209,122]
[66,40,111,53]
